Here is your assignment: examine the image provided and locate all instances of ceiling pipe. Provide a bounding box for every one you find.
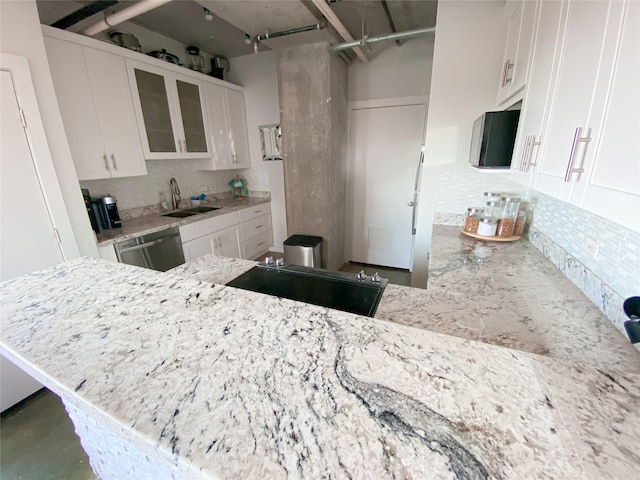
[255,23,325,43]
[310,0,368,63]
[330,26,436,52]
[81,0,173,37]
[52,1,119,30]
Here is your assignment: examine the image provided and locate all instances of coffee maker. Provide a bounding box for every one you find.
[91,194,122,230]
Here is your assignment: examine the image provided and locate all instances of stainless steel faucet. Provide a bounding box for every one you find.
[169,177,181,210]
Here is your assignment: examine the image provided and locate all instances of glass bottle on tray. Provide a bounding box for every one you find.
[496,196,521,237]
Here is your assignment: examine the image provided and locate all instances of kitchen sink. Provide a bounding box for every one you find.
[162,206,221,218]
[226,264,388,317]
[162,211,198,218]
[183,206,221,214]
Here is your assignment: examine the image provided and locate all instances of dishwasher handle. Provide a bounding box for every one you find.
[116,233,179,254]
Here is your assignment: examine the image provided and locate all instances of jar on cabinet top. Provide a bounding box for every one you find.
[464,207,484,233]
[477,217,497,236]
[496,196,521,237]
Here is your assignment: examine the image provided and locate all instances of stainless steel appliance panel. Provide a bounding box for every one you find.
[115,227,185,271]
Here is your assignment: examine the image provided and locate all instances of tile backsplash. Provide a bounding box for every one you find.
[80,159,269,211]
[432,169,639,341]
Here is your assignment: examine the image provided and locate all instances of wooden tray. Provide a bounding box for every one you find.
[460,229,521,242]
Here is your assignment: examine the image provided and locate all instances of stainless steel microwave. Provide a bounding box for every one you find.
[469,110,520,168]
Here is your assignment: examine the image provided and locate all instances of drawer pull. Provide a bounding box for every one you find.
[254,210,261,214]
[257,242,264,247]
[255,225,263,229]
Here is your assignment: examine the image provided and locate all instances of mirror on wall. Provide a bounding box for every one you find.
[259,124,282,161]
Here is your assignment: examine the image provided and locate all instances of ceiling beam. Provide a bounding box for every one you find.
[310,0,368,63]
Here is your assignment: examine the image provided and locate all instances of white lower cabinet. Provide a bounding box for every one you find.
[179,204,272,262]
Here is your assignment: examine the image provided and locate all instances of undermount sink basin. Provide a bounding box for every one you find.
[162,211,197,218]
[183,206,221,214]
[162,206,221,218]
[226,264,388,317]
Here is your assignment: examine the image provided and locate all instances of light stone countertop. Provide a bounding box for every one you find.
[170,226,640,375]
[95,197,270,247]
[1,257,639,479]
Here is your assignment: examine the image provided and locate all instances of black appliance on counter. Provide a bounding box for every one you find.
[469,110,521,168]
[82,188,101,234]
[83,189,122,231]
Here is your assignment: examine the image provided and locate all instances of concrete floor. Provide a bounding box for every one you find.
[0,389,95,480]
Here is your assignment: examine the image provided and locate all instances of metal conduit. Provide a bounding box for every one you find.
[330,26,435,52]
[255,23,325,42]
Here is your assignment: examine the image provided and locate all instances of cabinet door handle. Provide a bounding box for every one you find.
[110,154,117,170]
[182,139,187,152]
[103,154,109,171]
[501,60,510,87]
[504,60,514,85]
[525,137,542,171]
[519,136,532,172]
[564,127,592,182]
[232,153,237,163]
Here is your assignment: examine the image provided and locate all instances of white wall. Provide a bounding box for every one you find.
[348,36,434,101]
[228,51,287,251]
[411,0,507,287]
[0,0,98,258]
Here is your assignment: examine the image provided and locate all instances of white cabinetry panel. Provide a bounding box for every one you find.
[127,60,210,160]
[45,37,146,180]
[578,0,639,232]
[511,0,565,186]
[202,84,250,170]
[533,0,624,201]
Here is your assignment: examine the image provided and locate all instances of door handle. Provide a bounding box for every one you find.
[111,154,117,170]
[407,201,416,207]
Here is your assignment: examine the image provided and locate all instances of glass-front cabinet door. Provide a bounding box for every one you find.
[174,76,209,155]
[127,60,210,160]
[133,68,177,154]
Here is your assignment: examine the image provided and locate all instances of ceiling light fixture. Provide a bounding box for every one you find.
[203,8,213,21]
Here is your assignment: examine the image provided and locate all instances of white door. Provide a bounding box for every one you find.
[216,226,241,258]
[348,103,427,269]
[0,68,65,410]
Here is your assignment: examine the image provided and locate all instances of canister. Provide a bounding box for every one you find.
[483,201,500,220]
[496,196,521,237]
[464,207,484,233]
[513,210,527,236]
[477,218,497,236]
[482,192,502,204]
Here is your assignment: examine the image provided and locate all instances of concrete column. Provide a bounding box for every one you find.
[277,43,348,271]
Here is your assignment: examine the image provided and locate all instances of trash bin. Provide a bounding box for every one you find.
[283,235,322,268]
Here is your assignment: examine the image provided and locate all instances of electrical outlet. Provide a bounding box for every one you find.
[585,237,599,258]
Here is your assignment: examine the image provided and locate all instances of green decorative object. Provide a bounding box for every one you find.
[229,175,247,199]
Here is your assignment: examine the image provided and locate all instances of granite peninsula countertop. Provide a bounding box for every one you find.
[171,226,640,375]
[95,196,270,247]
[1,257,639,479]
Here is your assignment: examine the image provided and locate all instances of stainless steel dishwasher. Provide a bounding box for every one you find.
[114,227,185,271]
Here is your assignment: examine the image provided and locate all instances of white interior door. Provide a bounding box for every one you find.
[348,103,427,269]
[1,68,66,410]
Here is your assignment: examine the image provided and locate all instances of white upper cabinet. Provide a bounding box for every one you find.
[497,1,537,105]
[575,0,639,232]
[532,0,625,201]
[127,60,210,160]
[510,0,564,186]
[201,83,250,170]
[44,37,146,180]
[516,0,638,232]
